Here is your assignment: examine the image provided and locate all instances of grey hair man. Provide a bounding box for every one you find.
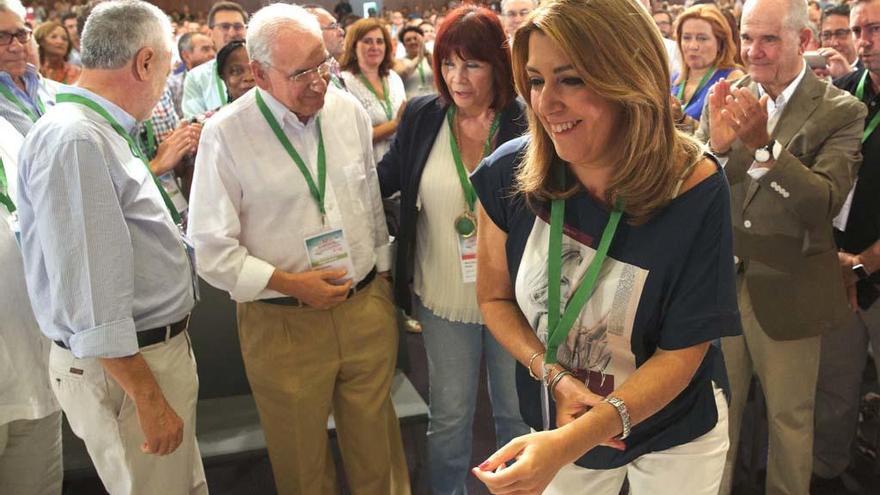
[697,0,866,493]
[0,2,64,493]
[501,0,537,38]
[305,5,344,60]
[187,3,409,493]
[16,1,206,493]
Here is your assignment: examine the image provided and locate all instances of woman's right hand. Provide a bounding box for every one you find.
[471,430,574,495]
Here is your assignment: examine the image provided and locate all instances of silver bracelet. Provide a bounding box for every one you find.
[548,370,573,401]
[603,396,631,440]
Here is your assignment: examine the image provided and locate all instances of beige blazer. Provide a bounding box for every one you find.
[697,69,866,341]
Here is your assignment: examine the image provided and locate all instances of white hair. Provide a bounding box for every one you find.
[0,0,26,20]
[246,3,321,67]
[501,0,539,11]
[80,0,172,70]
[743,0,810,33]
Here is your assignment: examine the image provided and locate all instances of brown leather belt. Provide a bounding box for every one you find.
[54,315,190,350]
[261,267,377,307]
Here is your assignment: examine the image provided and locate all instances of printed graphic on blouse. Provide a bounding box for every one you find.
[516,216,647,397]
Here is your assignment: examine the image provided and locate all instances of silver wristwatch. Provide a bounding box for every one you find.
[603,396,631,440]
[754,140,781,163]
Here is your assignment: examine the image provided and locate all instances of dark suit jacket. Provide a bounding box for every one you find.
[377,94,528,315]
[697,69,866,340]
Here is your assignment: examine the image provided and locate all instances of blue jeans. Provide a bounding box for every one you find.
[414,298,530,495]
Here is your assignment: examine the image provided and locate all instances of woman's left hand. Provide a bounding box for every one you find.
[553,375,626,450]
[471,430,572,495]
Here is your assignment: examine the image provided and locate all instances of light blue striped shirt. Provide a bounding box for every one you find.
[16,86,195,359]
[0,65,56,135]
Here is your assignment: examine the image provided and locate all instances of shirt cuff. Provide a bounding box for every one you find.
[230,255,276,302]
[68,318,139,359]
[714,154,729,169]
[375,242,392,273]
[747,163,770,180]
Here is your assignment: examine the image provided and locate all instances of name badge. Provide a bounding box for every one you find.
[304,227,356,284]
[158,171,189,215]
[457,234,477,284]
[6,212,21,248]
[181,233,200,302]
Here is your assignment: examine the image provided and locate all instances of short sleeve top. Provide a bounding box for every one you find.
[470,136,742,469]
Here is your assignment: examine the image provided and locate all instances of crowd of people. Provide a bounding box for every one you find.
[0,0,878,495]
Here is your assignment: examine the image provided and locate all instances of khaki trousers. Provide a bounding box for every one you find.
[237,278,410,495]
[0,410,62,495]
[720,282,821,495]
[49,331,207,495]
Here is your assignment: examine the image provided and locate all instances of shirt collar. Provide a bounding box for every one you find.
[62,85,138,134]
[757,61,807,109]
[0,64,41,99]
[257,88,321,131]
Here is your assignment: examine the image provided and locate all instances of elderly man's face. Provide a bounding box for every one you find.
[503,1,534,37]
[740,1,810,89]
[254,28,328,119]
[0,10,28,79]
[313,8,344,59]
[821,14,857,64]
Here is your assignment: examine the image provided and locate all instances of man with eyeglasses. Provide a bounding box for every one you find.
[304,5,347,90]
[816,3,861,79]
[0,2,63,493]
[181,1,247,120]
[813,1,880,493]
[501,0,536,39]
[187,4,408,494]
[0,1,57,136]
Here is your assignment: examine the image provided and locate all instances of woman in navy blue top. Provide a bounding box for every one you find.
[670,4,743,132]
[470,1,741,494]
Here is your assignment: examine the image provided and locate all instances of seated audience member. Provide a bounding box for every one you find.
[216,39,254,102]
[34,20,80,83]
[186,4,409,494]
[378,5,528,494]
[813,2,880,493]
[16,1,206,493]
[340,18,406,162]
[0,1,57,135]
[816,3,861,79]
[182,1,247,119]
[671,4,744,131]
[696,0,866,493]
[393,25,434,98]
[470,1,740,493]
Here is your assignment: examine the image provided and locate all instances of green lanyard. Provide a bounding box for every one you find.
[215,63,228,106]
[357,74,393,121]
[143,120,157,159]
[55,93,182,225]
[0,155,15,214]
[417,58,426,87]
[255,89,327,217]
[446,105,502,213]
[545,181,623,365]
[856,70,880,144]
[676,66,716,109]
[0,83,45,122]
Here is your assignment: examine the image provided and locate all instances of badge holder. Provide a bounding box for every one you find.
[304,225,355,285]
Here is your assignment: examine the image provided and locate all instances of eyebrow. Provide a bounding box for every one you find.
[525,64,576,74]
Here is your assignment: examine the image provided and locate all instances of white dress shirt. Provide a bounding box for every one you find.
[187,86,391,302]
[0,117,59,424]
[181,59,225,120]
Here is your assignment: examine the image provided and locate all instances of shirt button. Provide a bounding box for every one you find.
[744,220,752,229]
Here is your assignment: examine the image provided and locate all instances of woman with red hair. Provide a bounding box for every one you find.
[377,5,530,494]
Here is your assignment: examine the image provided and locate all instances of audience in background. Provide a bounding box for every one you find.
[215,39,253,102]
[393,25,434,98]
[33,20,79,83]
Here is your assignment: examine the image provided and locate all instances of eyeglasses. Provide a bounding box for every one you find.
[321,22,342,31]
[852,23,880,39]
[269,56,333,85]
[0,28,32,46]
[503,9,531,18]
[820,28,852,41]
[213,22,246,32]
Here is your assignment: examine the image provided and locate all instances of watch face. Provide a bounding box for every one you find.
[755,147,771,162]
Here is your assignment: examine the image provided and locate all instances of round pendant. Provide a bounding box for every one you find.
[455,211,477,238]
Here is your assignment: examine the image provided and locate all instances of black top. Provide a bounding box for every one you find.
[471,137,742,468]
[833,69,880,255]
[377,94,528,314]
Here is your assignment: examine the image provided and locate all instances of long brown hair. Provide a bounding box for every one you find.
[512,0,704,223]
